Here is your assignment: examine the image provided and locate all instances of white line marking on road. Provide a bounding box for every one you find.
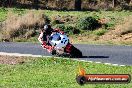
[104,63,111,65]
[112,64,119,66]
[72,58,89,62]
[0,52,42,57]
[95,62,101,63]
[79,59,87,62]
[87,61,93,63]
[120,65,125,67]
[0,52,126,67]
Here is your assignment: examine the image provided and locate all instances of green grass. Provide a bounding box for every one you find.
[0,8,26,22]
[0,7,132,45]
[0,57,132,88]
[92,29,108,36]
[0,8,132,24]
[0,8,8,22]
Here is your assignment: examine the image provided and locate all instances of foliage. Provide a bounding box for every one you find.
[92,29,107,36]
[103,22,115,29]
[0,8,8,22]
[52,19,63,25]
[51,15,78,26]
[54,24,80,35]
[76,16,100,30]
[1,0,132,10]
[0,8,132,45]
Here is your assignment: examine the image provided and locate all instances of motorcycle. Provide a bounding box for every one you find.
[48,32,82,58]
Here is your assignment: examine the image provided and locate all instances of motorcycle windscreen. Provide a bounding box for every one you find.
[49,33,69,49]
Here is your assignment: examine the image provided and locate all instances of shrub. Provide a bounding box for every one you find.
[54,24,72,34]
[92,29,107,36]
[51,19,64,25]
[76,16,100,30]
[73,28,80,34]
[54,24,80,35]
[51,15,78,26]
[54,24,65,30]
[103,23,115,29]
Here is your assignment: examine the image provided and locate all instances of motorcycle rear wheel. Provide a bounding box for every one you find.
[70,46,82,58]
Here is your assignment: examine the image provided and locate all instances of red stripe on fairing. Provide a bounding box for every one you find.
[65,43,72,53]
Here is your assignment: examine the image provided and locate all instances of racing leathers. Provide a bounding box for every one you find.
[38,28,64,53]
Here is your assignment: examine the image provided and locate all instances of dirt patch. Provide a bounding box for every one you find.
[99,16,132,44]
[0,55,33,65]
[99,32,132,44]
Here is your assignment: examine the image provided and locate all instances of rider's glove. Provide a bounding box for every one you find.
[60,31,64,34]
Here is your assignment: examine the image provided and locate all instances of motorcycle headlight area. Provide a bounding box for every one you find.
[49,33,69,49]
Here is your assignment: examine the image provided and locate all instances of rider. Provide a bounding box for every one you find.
[38,24,64,53]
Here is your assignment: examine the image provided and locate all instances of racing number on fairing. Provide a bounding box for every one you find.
[61,38,68,44]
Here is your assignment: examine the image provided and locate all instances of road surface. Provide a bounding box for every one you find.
[0,42,132,66]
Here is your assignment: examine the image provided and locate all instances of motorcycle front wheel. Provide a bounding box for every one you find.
[51,46,82,58]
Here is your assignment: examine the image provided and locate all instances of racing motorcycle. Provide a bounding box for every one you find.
[48,32,82,58]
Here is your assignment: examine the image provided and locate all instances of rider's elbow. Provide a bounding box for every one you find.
[38,38,42,43]
[38,37,40,41]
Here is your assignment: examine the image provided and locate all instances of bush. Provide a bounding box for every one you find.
[76,16,100,30]
[54,24,65,30]
[51,19,64,25]
[54,24,80,35]
[51,15,78,26]
[92,29,107,36]
[103,23,115,29]
[73,28,80,34]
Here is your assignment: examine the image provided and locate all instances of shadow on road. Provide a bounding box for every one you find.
[82,56,109,58]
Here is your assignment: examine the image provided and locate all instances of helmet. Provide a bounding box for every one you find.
[44,25,49,31]
[43,24,53,34]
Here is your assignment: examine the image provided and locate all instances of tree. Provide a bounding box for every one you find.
[112,0,115,8]
[34,0,39,10]
[75,0,82,10]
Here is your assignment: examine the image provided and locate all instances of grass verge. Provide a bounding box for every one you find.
[0,56,132,88]
[0,8,132,45]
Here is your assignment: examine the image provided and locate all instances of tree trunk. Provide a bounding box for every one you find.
[113,0,115,8]
[75,0,82,10]
[34,0,38,10]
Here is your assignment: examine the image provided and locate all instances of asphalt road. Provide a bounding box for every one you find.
[0,42,132,66]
